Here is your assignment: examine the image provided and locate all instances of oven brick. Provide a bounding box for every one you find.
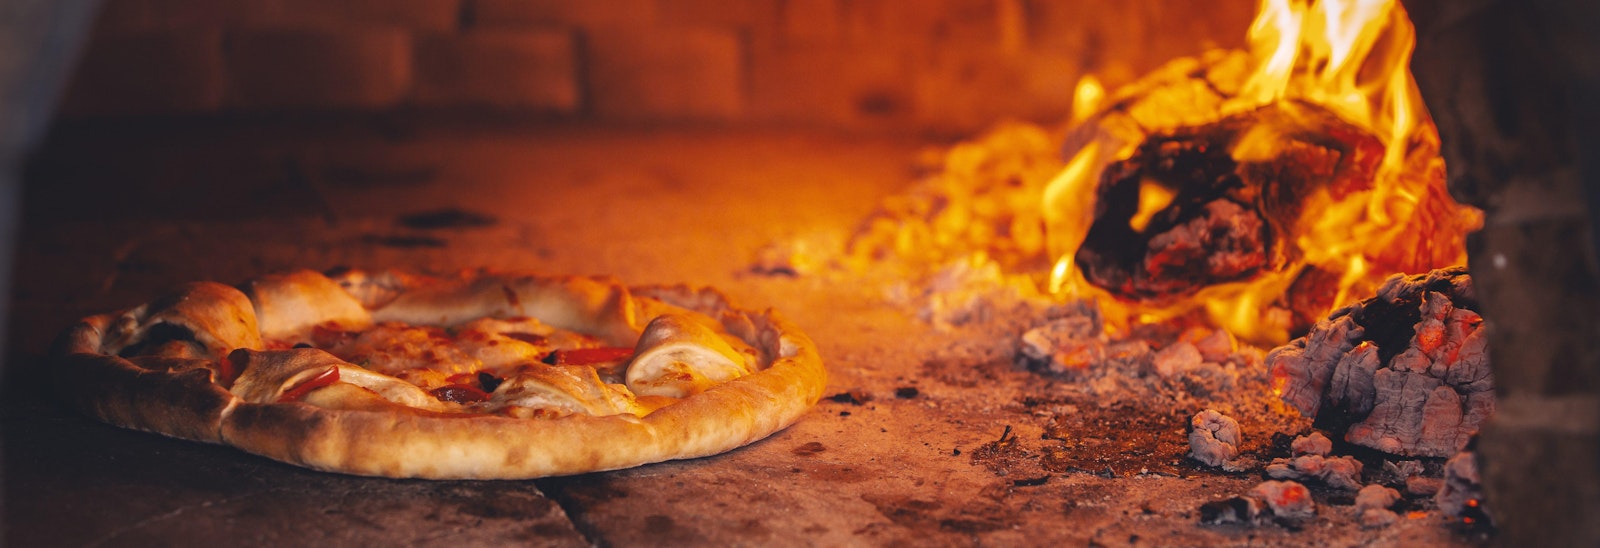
[96,0,465,32]
[241,0,463,33]
[909,52,1036,133]
[1478,398,1600,546]
[225,28,413,110]
[413,30,579,111]
[841,0,1001,52]
[59,27,225,116]
[585,26,744,120]
[471,0,656,28]
[90,0,258,32]
[778,0,844,45]
[656,0,779,28]
[746,44,913,127]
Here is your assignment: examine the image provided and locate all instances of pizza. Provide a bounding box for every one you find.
[52,268,827,479]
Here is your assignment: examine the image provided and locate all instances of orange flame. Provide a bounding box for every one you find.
[1045,0,1481,344]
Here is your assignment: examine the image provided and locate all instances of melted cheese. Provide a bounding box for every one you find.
[252,312,747,419]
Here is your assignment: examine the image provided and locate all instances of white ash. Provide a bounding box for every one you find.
[1016,300,1302,462]
[914,255,1045,331]
[1359,507,1400,529]
[1264,454,1364,491]
[1406,476,1444,496]
[1266,267,1494,457]
[1355,484,1401,512]
[1354,484,1402,528]
[1248,480,1316,520]
[1018,315,1105,374]
[1188,409,1241,467]
[1290,432,1333,456]
[1154,341,1203,377]
[1435,451,1488,522]
[1017,301,1268,405]
[1192,329,1235,363]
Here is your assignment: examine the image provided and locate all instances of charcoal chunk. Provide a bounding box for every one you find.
[1266,267,1492,457]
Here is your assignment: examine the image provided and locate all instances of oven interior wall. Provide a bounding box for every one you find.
[58,0,1253,134]
[1406,0,1600,545]
[17,0,1600,544]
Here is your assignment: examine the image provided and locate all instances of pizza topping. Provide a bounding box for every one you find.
[230,348,338,403]
[430,383,491,404]
[626,314,756,398]
[229,348,444,410]
[221,273,775,418]
[333,365,448,410]
[279,366,340,402]
[215,353,239,385]
[315,322,482,379]
[490,364,642,417]
[543,347,634,366]
[311,322,357,348]
[478,371,503,392]
[502,331,547,345]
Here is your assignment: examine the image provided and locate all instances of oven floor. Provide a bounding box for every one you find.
[4,122,1482,546]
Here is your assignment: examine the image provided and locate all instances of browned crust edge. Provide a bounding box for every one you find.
[53,273,827,479]
[54,314,237,444]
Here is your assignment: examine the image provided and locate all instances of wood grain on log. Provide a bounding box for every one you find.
[1266,267,1493,457]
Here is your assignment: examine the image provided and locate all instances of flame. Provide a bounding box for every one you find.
[1044,0,1482,344]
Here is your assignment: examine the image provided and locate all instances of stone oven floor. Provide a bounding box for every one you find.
[3,123,1484,546]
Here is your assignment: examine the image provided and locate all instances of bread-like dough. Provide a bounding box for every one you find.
[54,270,828,479]
[627,314,755,398]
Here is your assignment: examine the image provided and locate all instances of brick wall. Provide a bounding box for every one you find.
[1408,0,1600,544]
[58,0,1255,132]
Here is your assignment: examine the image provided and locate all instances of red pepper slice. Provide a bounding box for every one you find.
[543,347,634,366]
[430,383,491,404]
[278,366,341,402]
[311,323,355,348]
[215,354,238,386]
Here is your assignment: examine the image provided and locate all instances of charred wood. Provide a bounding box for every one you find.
[1075,103,1382,306]
[1188,409,1242,467]
[1267,267,1492,457]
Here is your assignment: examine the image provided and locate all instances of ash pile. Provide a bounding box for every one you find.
[1016,267,1495,533]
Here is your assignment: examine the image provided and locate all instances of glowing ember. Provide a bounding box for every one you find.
[1046,0,1482,344]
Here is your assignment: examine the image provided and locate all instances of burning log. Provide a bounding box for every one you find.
[1074,104,1381,310]
[1266,267,1493,457]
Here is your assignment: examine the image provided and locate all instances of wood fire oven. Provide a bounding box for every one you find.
[1,0,1595,546]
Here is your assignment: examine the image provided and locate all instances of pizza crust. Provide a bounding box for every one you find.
[243,270,373,342]
[54,270,827,479]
